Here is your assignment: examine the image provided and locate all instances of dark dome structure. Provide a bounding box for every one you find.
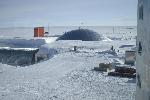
[57,29,103,41]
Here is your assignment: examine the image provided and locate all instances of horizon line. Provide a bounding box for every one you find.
[0,25,137,28]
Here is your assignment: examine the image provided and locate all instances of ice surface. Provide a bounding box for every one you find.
[0,26,136,100]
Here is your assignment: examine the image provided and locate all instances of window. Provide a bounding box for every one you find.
[139,5,143,20]
[137,74,141,89]
[138,42,142,55]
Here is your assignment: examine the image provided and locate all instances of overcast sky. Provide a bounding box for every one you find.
[0,0,137,27]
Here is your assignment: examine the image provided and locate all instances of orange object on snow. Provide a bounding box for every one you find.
[34,27,44,37]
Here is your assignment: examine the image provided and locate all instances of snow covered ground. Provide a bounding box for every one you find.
[0,26,136,100]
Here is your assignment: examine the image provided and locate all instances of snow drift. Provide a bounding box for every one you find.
[0,38,46,48]
[36,46,58,61]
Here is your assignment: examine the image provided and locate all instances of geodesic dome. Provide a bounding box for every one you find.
[57,29,103,41]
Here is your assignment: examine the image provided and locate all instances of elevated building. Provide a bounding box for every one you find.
[136,0,150,100]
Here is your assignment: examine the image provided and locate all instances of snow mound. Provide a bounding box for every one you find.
[36,46,58,61]
[57,29,111,41]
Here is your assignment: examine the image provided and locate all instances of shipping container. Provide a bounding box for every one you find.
[34,27,44,37]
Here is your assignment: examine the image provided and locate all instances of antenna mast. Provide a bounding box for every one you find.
[113,27,114,34]
[48,23,50,34]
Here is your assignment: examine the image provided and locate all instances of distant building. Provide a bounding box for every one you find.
[34,27,44,37]
[136,0,150,100]
[0,47,39,66]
